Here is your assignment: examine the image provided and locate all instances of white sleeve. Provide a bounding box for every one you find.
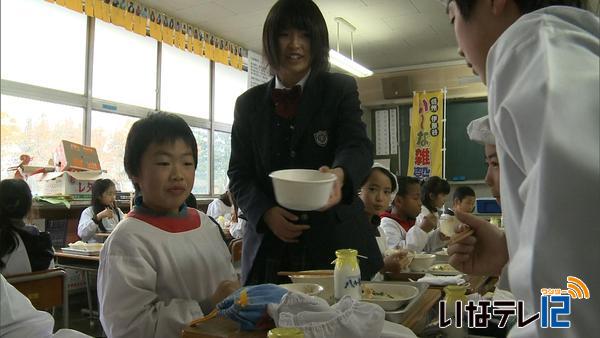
[98,236,204,338]
[423,228,447,253]
[487,11,599,338]
[229,218,245,239]
[379,218,407,249]
[405,225,428,253]
[77,207,98,242]
[0,275,54,338]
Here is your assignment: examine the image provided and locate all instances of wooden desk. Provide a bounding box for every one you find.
[181,289,442,338]
[95,232,111,239]
[54,251,100,262]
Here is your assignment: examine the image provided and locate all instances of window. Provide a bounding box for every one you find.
[160,43,210,118]
[214,62,248,124]
[90,111,139,192]
[0,0,86,94]
[213,131,232,195]
[93,19,157,108]
[0,95,83,180]
[191,127,210,195]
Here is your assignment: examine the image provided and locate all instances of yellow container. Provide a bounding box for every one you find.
[267,327,305,337]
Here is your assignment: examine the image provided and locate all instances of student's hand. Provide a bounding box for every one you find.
[97,208,114,220]
[448,210,509,276]
[264,207,310,243]
[317,166,344,211]
[382,249,411,274]
[439,232,450,241]
[210,280,241,308]
[419,213,437,233]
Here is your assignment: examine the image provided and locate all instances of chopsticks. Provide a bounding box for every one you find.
[190,308,218,326]
[276,270,334,277]
[449,229,475,245]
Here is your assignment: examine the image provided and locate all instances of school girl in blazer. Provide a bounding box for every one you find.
[228,0,383,285]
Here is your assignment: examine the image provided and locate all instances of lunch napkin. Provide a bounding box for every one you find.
[416,274,465,286]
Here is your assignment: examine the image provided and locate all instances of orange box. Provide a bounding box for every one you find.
[54,140,101,172]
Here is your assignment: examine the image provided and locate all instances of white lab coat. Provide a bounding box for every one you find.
[1,234,31,276]
[379,217,408,250]
[77,206,124,242]
[487,6,599,337]
[98,210,237,338]
[206,198,231,220]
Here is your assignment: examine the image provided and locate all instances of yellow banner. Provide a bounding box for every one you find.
[407,90,445,179]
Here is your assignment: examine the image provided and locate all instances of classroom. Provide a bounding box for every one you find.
[1,1,598,337]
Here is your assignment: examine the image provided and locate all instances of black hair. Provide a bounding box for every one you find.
[448,0,586,20]
[91,179,119,231]
[185,193,198,209]
[396,176,421,198]
[453,186,476,202]
[262,0,330,74]
[124,112,198,192]
[421,176,450,213]
[360,167,398,194]
[0,179,33,269]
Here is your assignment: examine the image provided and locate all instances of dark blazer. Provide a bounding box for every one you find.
[228,70,383,284]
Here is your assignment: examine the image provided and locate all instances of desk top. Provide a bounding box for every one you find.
[95,233,111,238]
[181,289,442,338]
[55,250,101,262]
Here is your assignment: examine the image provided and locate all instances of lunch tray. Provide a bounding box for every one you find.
[60,247,101,256]
[366,281,429,323]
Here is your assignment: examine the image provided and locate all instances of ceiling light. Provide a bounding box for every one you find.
[329,17,373,78]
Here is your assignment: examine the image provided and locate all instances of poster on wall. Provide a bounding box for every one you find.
[389,107,398,155]
[375,109,390,156]
[247,50,272,88]
[407,90,445,179]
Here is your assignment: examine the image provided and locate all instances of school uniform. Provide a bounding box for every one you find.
[379,215,415,250]
[486,6,599,338]
[98,201,236,338]
[77,205,124,242]
[206,198,231,220]
[228,70,383,285]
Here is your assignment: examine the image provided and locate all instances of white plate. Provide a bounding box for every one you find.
[426,263,460,276]
[60,247,100,256]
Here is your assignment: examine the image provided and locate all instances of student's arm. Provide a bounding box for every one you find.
[98,237,204,338]
[331,74,374,203]
[405,225,428,253]
[423,228,447,253]
[380,218,407,249]
[77,207,99,242]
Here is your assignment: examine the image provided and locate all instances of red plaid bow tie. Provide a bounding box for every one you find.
[271,85,302,119]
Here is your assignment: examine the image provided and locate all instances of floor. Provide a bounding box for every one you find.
[53,291,106,337]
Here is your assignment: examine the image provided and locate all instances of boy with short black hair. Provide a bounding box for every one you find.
[98,112,239,338]
[451,186,476,213]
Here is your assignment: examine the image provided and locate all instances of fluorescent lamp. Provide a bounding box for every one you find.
[329,49,373,78]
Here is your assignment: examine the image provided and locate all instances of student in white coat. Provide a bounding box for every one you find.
[445,1,599,337]
[406,176,449,252]
[98,113,239,338]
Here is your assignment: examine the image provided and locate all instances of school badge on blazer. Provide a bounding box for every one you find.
[313,130,328,147]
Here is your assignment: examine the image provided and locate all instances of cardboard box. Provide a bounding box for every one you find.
[54,140,101,172]
[29,171,103,199]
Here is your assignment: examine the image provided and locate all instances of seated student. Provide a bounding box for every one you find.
[358,165,411,275]
[207,190,246,239]
[406,176,450,253]
[227,197,246,239]
[98,112,239,338]
[451,186,476,213]
[206,191,232,220]
[0,179,54,276]
[380,176,436,250]
[77,179,125,242]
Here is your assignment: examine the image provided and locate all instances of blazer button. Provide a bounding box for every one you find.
[290,150,296,158]
[290,125,295,130]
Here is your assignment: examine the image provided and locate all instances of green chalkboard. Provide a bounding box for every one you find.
[445,99,488,181]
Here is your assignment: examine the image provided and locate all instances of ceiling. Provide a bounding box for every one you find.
[138,0,461,72]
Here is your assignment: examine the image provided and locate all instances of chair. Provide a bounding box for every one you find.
[6,268,69,328]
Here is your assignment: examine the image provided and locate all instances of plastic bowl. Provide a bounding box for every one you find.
[279,283,324,297]
[269,169,337,211]
[408,253,436,272]
[361,283,419,311]
[288,270,335,304]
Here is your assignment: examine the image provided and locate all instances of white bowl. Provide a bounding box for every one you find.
[361,283,419,311]
[409,253,436,272]
[279,283,324,297]
[288,270,335,304]
[269,169,337,211]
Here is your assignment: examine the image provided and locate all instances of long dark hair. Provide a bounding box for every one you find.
[262,0,330,75]
[91,179,120,231]
[421,176,450,213]
[0,179,33,269]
